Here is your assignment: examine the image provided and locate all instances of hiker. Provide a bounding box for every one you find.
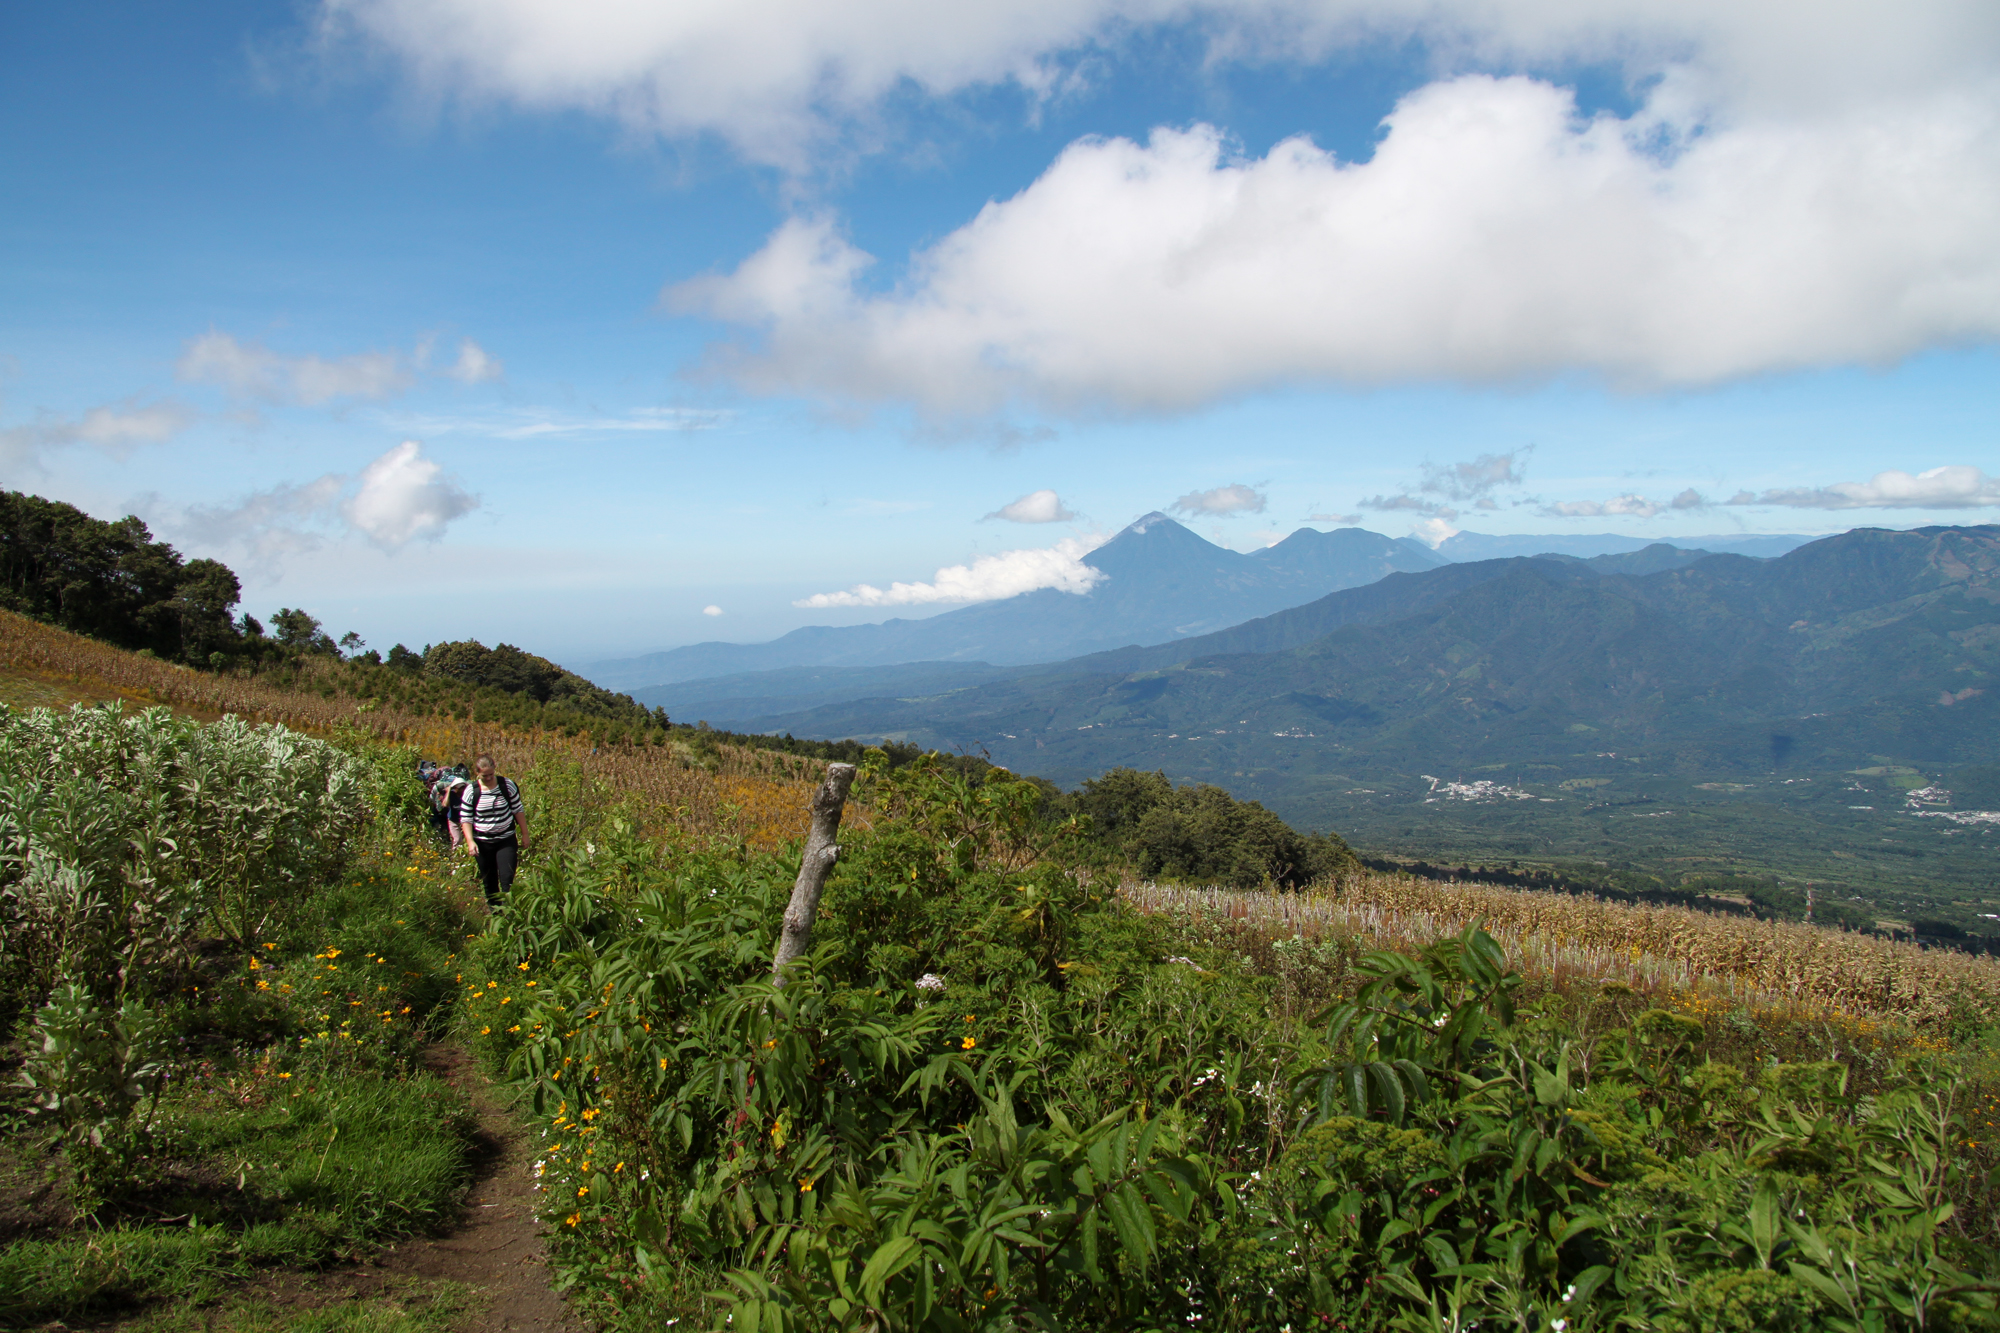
[435,765,471,851]
[459,753,527,910]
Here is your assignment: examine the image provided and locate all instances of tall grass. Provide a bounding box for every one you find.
[1123,873,2000,1031]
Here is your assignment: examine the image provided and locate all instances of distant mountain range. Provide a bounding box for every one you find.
[587,516,1444,692]
[1435,531,1814,561]
[696,526,2000,898]
[589,521,1819,699]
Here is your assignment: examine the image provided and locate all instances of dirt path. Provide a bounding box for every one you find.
[222,1045,586,1333]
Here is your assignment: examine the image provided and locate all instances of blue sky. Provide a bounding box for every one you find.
[3,1,1996,663]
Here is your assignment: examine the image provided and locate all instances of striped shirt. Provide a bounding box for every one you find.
[460,777,523,843]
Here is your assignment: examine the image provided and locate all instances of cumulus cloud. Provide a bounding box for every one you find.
[447,338,504,383]
[1171,483,1265,516]
[1412,516,1461,548]
[341,440,480,545]
[986,488,1077,523]
[796,536,1105,608]
[675,71,2000,413]
[702,604,723,616]
[321,0,2000,169]
[170,440,477,560]
[178,331,415,406]
[1728,465,2000,510]
[0,396,196,468]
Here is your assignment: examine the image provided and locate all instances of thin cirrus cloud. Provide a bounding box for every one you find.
[389,406,728,438]
[177,331,511,405]
[1539,490,1706,520]
[1171,484,1265,516]
[0,396,196,468]
[673,73,2000,416]
[1536,468,2000,518]
[1360,492,1454,518]
[1728,466,2000,510]
[172,440,477,560]
[796,537,1105,608]
[178,331,415,406]
[986,489,1077,523]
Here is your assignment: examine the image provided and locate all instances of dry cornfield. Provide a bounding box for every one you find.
[1123,873,2000,1030]
[0,609,829,848]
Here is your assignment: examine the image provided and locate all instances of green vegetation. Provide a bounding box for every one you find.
[0,702,482,1326]
[420,637,671,729]
[116,1279,476,1333]
[738,525,2000,927]
[1075,766,1359,888]
[457,749,2000,1331]
[0,489,246,664]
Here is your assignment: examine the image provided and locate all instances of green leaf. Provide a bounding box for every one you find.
[857,1234,920,1303]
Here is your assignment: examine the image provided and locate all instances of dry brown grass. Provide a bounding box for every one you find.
[0,609,832,848]
[1124,873,2000,1031]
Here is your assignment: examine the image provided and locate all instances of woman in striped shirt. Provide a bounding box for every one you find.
[459,754,528,910]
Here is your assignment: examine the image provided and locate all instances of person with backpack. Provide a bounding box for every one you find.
[435,766,471,852]
[459,754,527,910]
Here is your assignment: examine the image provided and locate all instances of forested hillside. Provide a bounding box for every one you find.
[736,526,2000,922]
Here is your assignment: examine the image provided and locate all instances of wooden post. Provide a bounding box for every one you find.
[772,762,857,983]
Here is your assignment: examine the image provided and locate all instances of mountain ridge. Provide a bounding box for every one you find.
[587,515,1444,691]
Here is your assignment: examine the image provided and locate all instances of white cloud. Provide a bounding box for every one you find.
[173,476,349,563]
[1541,494,1666,519]
[702,604,724,616]
[1307,511,1361,524]
[178,331,415,406]
[0,396,196,468]
[1412,516,1461,547]
[1728,465,2000,510]
[167,440,477,560]
[1539,488,1711,518]
[341,440,479,546]
[1171,483,1265,515]
[1360,493,1455,517]
[447,338,504,383]
[321,0,2000,168]
[986,488,1077,523]
[675,71,2000,412]
[1422,450,1529,502]
[796,536,1105,608]
[389,406,729,438]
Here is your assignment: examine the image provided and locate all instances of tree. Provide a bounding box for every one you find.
[1076,767,1359,889]
[338,631,366,658]
[172,559,242,662]
[0,491,251,662]
[269,608,336,654]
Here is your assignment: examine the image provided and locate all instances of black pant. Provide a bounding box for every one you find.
[475,836,518,908]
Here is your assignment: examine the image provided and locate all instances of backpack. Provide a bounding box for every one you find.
[462,777,520,829]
